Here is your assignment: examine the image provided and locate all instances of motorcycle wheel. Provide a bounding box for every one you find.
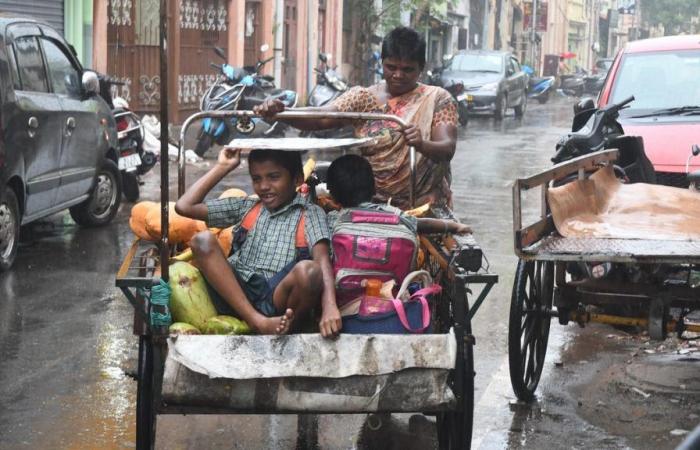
[194,132,214,157]
[537,93,549,104]
[122,172,140,202]
[458,104,469,126]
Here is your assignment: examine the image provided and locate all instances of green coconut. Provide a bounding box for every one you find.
[203,315,252,335]
[169,322,201,335]
[168,262,218,330]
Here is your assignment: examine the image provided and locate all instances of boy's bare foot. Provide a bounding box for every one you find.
[256,308,294,335]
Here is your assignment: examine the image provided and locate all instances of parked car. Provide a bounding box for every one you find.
[0,17,120,270]
[439,50,528,119]
[597,35,700,187]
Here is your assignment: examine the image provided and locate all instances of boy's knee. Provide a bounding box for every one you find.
[190,230,218,255]
[294,260,322,286]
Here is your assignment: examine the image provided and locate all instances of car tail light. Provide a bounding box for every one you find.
[116,117,129,132]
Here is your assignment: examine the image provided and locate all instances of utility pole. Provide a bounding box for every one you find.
[530,0,538,72]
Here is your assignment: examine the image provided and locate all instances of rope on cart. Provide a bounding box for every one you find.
[148,279,172,327]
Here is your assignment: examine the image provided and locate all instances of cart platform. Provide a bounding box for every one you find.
[161,332,457,413]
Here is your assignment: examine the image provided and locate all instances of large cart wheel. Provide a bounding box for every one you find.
[436,274,474,450]
[136,335,156,450]
[508,260,554,402]
[437,316,474,449]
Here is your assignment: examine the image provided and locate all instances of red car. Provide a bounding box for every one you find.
[597,35,700,187]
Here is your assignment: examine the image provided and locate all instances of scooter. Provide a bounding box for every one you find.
[426,67,471,126]
[559,69,586,97]
[527,76,555,104]
[194,44,298,156]
[552,96,655,184]
[98,74,157,202]
[300,53,354,139]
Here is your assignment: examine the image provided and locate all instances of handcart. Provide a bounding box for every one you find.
[116,108,497,450]
[509,148,700,401]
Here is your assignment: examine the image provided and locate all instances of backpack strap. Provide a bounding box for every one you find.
[295,212,307,249]
[240,202,263,231]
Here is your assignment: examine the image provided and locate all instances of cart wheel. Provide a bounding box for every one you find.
[508,260,554,402]
[136,335,156,450]
[436,303,474,449]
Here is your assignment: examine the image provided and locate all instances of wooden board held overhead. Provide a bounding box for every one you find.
[226,137,378,151]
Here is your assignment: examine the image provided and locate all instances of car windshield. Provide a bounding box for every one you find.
[447,53,503,73]
[610,49,700,117]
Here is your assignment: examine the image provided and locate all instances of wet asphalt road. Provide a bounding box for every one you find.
[1,96,696,449]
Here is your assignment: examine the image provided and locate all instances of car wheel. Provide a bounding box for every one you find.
[495,94,507,120]
[70,159,122,227]
[515,94,527,117]
[0,187,20,271]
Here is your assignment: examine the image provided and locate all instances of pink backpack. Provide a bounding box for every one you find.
[331,208,419,308]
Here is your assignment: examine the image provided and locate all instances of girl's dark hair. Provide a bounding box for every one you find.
[381,26,426,69]
[248,150,303,181]
[327,155,375,207]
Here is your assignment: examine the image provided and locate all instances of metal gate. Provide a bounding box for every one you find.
[0,0,64,34]
[107,0,229,121]
[282,0,297,90]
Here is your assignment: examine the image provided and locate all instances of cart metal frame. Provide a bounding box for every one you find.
[116,107,497,449]
[509,149,700,401]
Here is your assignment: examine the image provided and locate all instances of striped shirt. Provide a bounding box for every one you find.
[206,194,330,281]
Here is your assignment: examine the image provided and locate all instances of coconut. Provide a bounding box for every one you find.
[203,315,252,335]
[168,262,218,330]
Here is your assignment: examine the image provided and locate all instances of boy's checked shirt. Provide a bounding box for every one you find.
[206,193,330,281]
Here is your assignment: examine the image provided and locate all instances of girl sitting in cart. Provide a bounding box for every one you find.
[175,147,342,337]
[255,26,458,209]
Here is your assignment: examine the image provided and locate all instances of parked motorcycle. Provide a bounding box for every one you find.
[426,67,471,126]
[300,53,353,139]
[558,69,586,97]
[527,76,555,104]
[553,96,656,182]
[195,44,298,156]
[98,74,157,202]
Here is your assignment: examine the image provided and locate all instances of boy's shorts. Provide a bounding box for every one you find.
[208,260,297,317]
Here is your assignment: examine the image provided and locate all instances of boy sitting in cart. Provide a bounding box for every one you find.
[175,147,342,337]
[325,154,470,235]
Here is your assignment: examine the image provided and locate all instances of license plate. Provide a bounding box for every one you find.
[118,153,142,171]
[456,93,473,102]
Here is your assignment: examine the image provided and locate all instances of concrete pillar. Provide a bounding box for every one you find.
[228,0,246,67]
[92,0,108,73]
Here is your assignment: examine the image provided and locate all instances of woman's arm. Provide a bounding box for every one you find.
[312,240,342,337]
[403,123,457,162]
[175,148,241,220]
[253,99,346,130]
[416,218,471,235]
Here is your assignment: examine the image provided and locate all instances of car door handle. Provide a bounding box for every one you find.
[27,116,39,138]
[65,117,76,136]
